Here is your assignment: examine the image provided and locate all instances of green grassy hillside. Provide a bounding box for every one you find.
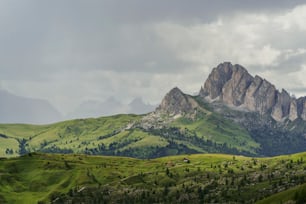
[257,183,306,204]
[1,95,306,159]
[1,152,306,203]
[0,114,142,157]
[171,112,260,154]
[0,106,261,158]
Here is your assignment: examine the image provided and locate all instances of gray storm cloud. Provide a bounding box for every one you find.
[0,0,306,120]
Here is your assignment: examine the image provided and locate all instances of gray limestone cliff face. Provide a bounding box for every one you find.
[199,62,306,122]
[222,65,254,106]
[244,75,263,112]
[200,62,233,99]
[298,97,306,120]
[302,101,306,121]
[289,99,298,121]
[244,76,277,114]
[271,90,291,121]
[157,87,198,116]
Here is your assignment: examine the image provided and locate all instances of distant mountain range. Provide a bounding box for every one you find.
[66,97,156,119]
[0,89,61,124]
[0,89,155,124]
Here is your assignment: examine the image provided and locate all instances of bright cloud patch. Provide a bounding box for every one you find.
[152,4,306,96]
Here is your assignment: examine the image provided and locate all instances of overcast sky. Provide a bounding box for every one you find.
[1,0,306,115]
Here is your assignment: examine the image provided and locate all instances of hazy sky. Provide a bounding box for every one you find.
[1,0,306,114]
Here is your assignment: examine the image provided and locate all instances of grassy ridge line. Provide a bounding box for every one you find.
[0,114,142,157]
[0,153,156,203]
[0,110,259,158]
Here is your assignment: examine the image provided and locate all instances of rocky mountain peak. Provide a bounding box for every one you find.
[200,62,234,100]
[199,62,253,104]
[157,87,198,117]
[199,62,306,122]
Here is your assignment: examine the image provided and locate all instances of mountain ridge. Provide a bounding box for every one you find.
[66,97,156,120]
[1,62,306,158]
[152,62,306,156]
[0,89,61,124]
[196,62,306,122]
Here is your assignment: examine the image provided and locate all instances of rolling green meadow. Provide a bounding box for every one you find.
[1,152,306,203]
[0,114,142,157]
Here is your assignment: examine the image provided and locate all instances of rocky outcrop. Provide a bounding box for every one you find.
[142,87,200,130]
[271,90,291,121]
[244,76,277,114]
[157,87,198,116]
[200,62,234,100]
[297,97,306,120]
[222,65,253,106]
[289,99,298,121]
[200,62,306,122]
